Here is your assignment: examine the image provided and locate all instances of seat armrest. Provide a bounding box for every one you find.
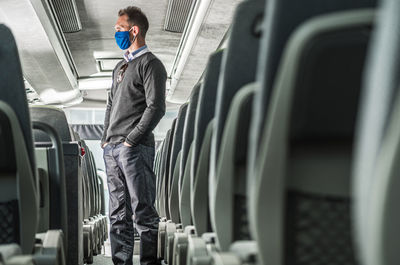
[34,230,66,265]
[3,256,34,265]
[229,241,257,263]
[0,244,21,261]
[211,241,257,265]
[211,253,241,265]
[0,244,34,265]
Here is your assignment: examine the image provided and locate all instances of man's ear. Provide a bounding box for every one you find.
[132,25,140,37]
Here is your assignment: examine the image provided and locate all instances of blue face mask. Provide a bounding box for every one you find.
[115,28,135,50]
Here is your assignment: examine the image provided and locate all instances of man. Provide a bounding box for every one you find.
[101,6,166,265]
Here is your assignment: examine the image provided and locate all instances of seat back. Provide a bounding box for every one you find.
[191,50,223,235]
[30,106,83,264]
[252,9,374,265]
[98,174,106,216]
[80,142,92,220]
[89,150,100,216]
[30,107,69,236]
[164,120,176,219]
[159,129,172,218]
[168,104,188,222]
[179,83,201,226]
[214,84,255,251]
[31,119,69,255]
[248,0,377,197]
[179,83,201,195]
[352,0,400,264]
[0,24,38,254]
[156,140,165,215]
[81,141,96,218]
[209,0,265,223]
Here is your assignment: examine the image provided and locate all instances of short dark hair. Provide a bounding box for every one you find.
[118,6,149,38]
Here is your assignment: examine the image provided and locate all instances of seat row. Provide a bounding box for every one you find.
[154,0,400,264]
[0,25,107,264]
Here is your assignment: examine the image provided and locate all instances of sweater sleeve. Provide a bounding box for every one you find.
[101,69,115,147]
[125,58,167,146]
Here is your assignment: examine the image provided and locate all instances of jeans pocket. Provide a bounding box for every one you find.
[103,144,112,155]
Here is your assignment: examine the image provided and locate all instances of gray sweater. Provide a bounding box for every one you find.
[101,52,167,147]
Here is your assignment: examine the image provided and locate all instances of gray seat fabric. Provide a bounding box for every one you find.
[0,24,67,265]
[156,140,165,214]
[30,107,85,264]
[179,83,202,199]
[98,175,106,216]
[30,106,73,142]
[0,25,35,175]
[251,9,374,265]
[81,143,92,221]
[87,148,105,255]
[160,129,172,219]
[168,104,188,223]
[62,140,84,264]
[31,119,68,251]
[81,141,96,219]
[157,136,168,218]
[190,50,224,235]
[248,0,377,194]
[30,108,68,225]
[164,119,177,218]
[352,0,400,264]
[180,144,194,228]
[83,143,96,218]
[156,130,172,260]
[192,121,214,237]
[79,138,106,260]
[0,24,38,255]
[213,83,255,251]
[169,151,182,225]
[209,0,265,226]
[179,83,202,226]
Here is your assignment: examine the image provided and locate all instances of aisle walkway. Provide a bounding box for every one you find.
[92,239,140,265]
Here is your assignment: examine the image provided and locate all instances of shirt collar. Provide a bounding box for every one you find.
[124,45,149,62]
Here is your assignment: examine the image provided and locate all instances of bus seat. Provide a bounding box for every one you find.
[209,0,265,228]
[213,83,255,251]
[165,119,177,220]
[157,129,172,259]
[168,103,189,223]
[251,8,374,265]
[30,106,85,264]
[163,104,189,264]
[191,50,223,236]
[180,83,201,225]
[0,24,65,264]
[352,0,400,264]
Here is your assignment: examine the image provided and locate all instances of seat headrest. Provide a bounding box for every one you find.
[30,106,72,142]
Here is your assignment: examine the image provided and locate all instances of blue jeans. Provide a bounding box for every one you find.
[103,143,160,265]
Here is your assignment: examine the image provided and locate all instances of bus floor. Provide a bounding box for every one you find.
[92,239,140,265]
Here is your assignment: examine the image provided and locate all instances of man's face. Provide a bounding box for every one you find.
[115,14,139,37]
[115,14,130,32]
